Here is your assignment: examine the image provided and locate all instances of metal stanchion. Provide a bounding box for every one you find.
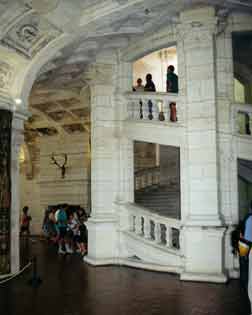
[28,256,42,288]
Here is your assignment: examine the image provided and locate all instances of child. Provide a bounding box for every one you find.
[68,213,86,256]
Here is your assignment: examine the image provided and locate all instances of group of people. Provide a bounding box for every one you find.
[20,204,88,257]
[133,65,178,93]
[42,204,88,256]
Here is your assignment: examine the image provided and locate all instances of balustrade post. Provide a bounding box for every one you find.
[131,215,136,232]
[144,218,151,239]
[154,222,161,244]
[165,225,172,248]
[135,215,142,235]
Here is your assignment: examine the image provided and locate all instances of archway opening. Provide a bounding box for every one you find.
[133,46,178,93]
[232,32,252,136]
[19,61,91,257]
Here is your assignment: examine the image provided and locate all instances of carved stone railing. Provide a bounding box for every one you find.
[126,92,181,124]
[134,166,160,191]
[125,203,181,252]
[232,103,252,137]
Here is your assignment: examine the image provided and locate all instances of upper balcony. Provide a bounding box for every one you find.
[232,103,252,139]
[126,91,183,126]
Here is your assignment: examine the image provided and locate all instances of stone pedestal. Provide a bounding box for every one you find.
[178,6,226,282]
[84,215,118,265]
[180,226,227,283]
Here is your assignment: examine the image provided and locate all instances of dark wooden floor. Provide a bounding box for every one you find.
[0,239,248,315]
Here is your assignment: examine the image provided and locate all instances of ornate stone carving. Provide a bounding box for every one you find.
[0,62,13,91]
[1,12,62,58]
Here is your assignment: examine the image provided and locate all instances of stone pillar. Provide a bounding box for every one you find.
[11,111,25,273]
[216,23,239,278]
[0,93,26,275]
[0,105,12,276]
[178,7,227,283]
[83,59,121,265]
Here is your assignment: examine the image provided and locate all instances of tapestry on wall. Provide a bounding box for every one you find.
[0,110,12,275]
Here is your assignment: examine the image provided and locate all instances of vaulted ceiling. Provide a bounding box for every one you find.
[1,0,252,142]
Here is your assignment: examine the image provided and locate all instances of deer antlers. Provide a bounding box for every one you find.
[51,153,67,178]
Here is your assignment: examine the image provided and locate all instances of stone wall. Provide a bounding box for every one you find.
[20,133,90,235]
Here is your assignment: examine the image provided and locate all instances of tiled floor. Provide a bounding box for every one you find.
[0,239,248,315]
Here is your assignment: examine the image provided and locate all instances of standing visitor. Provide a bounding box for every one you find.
[144,73,156,92]
[55,204,71,254]
[133,78,144,92]
[20,206,32,236]
[166,65,178,93]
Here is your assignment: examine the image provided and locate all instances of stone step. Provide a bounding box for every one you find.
[135,185,180,218]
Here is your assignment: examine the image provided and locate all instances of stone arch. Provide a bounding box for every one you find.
[10,33,74,107]
[121,25,177,63]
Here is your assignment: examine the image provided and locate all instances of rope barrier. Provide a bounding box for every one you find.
[0,261,32,286]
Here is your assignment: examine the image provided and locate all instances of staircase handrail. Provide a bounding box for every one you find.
[120,202,182,252]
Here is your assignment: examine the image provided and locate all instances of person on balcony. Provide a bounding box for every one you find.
[144,73,156,92]
[166,65,178,93]
[133,78,144,92]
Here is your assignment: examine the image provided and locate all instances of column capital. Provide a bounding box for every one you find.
[82,63,114,86]
[178,6,218,43]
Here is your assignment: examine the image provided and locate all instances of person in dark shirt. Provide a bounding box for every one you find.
[166,65,178,93]
[144,73,156,92]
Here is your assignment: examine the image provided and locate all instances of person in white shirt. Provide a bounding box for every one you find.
[133,78,144,92]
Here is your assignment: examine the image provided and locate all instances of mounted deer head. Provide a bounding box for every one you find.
[51,153,67,178]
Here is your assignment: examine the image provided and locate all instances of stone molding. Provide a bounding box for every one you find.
[0,61,14,92]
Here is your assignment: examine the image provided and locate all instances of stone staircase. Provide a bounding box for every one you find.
[134,185,180,219]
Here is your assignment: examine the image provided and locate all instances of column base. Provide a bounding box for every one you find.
[181,225,227,283]
[84,256,118,266]
[180,272,227,283]
[85,214,119,264]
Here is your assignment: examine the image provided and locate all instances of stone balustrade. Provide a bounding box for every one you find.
[134,166,160,191]
[126,92,181,124]
[232,103,252,136]
[126,203,181,251]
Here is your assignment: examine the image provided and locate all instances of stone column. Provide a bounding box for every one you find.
[178,7,226,283]
[216,22,239,278]
[83,59,121,265]
[11,111,25,273]
[0,93,26,275]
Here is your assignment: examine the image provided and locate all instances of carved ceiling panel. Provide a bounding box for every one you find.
[36,127,58,136]
[62,123,85,134]
[56,98,80,108]
[31,101,60,113]
[1,11,62,58]
[71,108,89,118]
[47,110,72,122]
